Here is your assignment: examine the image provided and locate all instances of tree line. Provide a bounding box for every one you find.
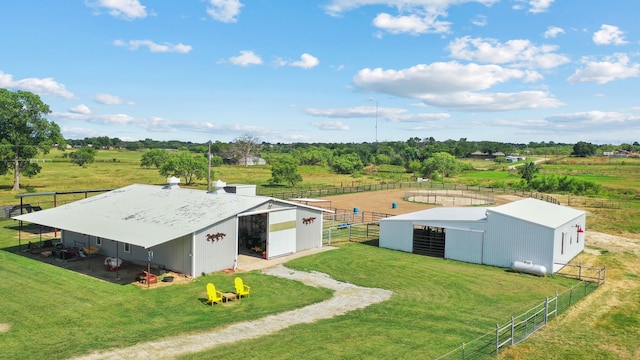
[1,89,637,191]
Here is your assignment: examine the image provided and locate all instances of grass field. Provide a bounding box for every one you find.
[0,242,582,360]
[0,150,639,358]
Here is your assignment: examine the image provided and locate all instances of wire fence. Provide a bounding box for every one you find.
[434,268,605,360]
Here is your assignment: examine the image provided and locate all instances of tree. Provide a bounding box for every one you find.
[230,133,261,166]
[0,89,65,190]
[159,152,208,185]
[518,161,540,184]
[330,153,364,174]
[269,156,303,187]
[421,152,459,183]
[140,149,170,168]
[572,141,596,157]
[70,147,96,166]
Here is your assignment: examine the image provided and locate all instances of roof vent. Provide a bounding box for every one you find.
[212,179,227,194]
[166,176,181,189]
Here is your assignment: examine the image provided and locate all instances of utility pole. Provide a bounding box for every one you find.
[375,99,378,144]
[207,140,212,192]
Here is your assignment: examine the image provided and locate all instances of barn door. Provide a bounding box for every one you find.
[266,208,297,258]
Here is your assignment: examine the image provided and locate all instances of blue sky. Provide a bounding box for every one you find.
[1,1,638,145]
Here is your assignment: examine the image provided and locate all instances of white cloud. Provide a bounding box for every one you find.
[387,112,451,123]
[305,105,450,123]
[373,10,451,34]
[290,53,320,69]
[0,71,74,99]
[306,105,403,119]
[227,50,263,66]
[528,0,554,13]
[323,0,499,17]
[471,15,487,27]
[86,0,147,20]
[113,39,192,53]
[206,0,243,23]
[95,93,126,105]
[544,26,564,38]
[311,121,350,131]
[448,36,570,69]
[354,62,527,96]
[544,111,640,131]
[420,90,563,111]
[568,54,640,84]
[69,104,91,114]
[593,24,627,45]
[353,62,563,111]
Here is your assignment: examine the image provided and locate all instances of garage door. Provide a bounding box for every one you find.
[267,208,296,258]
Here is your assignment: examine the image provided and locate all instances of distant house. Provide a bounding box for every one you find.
[14,178,331,277]
[505,155,526,162]
[470,151,489,159]
[224,155,267,166]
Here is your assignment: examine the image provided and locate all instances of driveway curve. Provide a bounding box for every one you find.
[71,265,393,360]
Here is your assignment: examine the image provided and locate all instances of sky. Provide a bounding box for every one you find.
[1,1,638,145]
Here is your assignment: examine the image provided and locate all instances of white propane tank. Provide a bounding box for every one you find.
[511,260,547,276]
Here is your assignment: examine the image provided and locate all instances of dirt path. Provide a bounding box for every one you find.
[71,265,393,360]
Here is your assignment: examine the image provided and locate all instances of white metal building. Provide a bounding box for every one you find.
[14,178,330,277]
[379,198,586,274]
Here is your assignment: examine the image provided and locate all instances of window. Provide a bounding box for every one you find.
[124,243,130,253]
[96,237,102,246]
[561,233,565,255]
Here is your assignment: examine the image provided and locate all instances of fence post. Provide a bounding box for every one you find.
[569,288,573,307]
[544,296,549,324]
[579,262,582,281]
[496,324,500,355]
[511,316,515,346]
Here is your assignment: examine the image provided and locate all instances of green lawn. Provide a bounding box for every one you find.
[0,247,332,360]
[0,241,580,360]
[181,244,581,359]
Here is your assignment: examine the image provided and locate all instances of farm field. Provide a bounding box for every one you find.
[0,150,639,358]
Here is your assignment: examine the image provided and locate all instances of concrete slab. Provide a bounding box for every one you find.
[235,246,338,272]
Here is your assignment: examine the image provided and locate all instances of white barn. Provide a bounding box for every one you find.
[379,198,586,274]
[14,178,330,277]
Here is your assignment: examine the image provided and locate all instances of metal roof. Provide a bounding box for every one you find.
[487,198,585,229]
[379,198,585,229]
[14,184,325,249]
[380,206,489,222]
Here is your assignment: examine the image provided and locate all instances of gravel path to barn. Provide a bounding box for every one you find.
[71,265,393,360]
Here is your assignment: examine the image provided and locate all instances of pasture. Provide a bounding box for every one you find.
[0,150,639,358]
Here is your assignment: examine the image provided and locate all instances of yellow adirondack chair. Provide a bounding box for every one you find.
[234,277,251,299]
[206,283,224,306]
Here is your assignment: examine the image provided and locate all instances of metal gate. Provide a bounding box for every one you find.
[412,226,445,257]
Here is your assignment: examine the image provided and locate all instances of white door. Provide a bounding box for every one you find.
[267,208,297,258]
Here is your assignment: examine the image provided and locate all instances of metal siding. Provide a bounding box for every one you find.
[193,218,237,275]
[485,212,554,270]
[445,229,484,264]
[150,234,191,274]
[296,207,323,251]
[267,208,297,258]
[379,220,413,252]
[552,214,586,271]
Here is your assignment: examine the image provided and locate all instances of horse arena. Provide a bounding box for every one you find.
[404,190,494,206]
